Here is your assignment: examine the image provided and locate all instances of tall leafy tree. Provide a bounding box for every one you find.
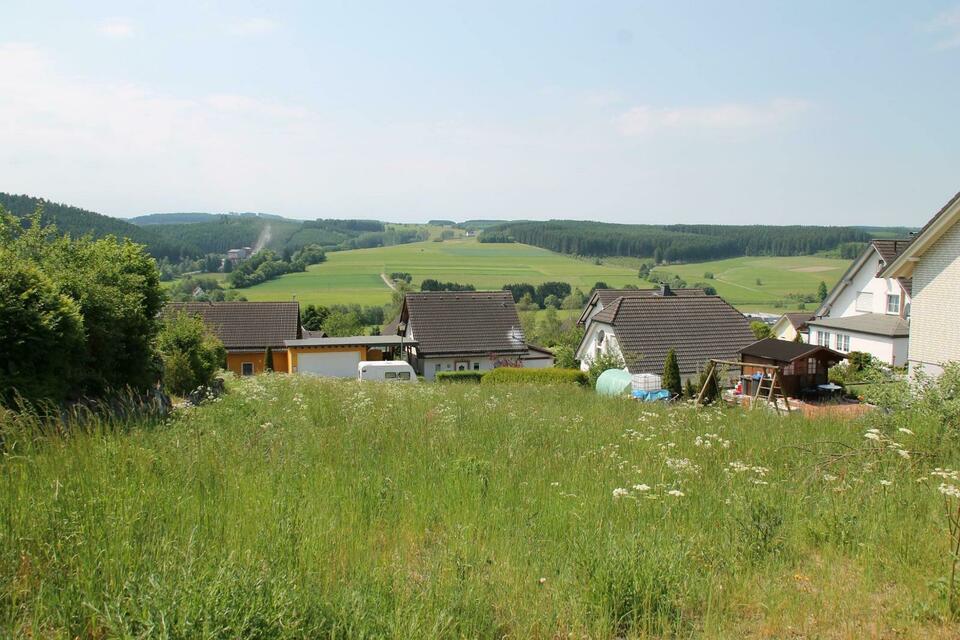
[817,280,829,302]
[0,207,165,403]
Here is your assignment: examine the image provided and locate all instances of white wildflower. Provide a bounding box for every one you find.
[864,432,881,441]
[939,483,960,498]
[667,489,685,497]
[898,427,914,435]
[612,488,630,498]
[879,479,892,486]
[897,449,911,459]
[633,484,651,492]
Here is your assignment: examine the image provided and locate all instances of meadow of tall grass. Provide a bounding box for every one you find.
[2,374,960,638]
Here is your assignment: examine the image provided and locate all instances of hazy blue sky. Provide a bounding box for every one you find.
[1,1,958,225]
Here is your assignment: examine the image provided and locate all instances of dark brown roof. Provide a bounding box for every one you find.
[780,312,814,330]
[401,291,527,356]
[871,239,913,265]
[163,302,301,351]
[577,287,707,325]
[740,338,844,364]
[898,278,912,297]
[589,295,755,375]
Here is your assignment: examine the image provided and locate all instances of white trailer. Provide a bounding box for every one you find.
[357,361,418,382]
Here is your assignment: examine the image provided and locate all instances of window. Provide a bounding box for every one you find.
[455,361,469,371]
[473,362,480,370]
[783,362,794,375]
[241,362,254,376]
[807,358,817,375]
[886,294,900,314]
[816,331,829,347]
[384,372,397,379]
[434,363,442,372]
[855,291,873,312]
[398,372,411,380]
[835,333,850,352]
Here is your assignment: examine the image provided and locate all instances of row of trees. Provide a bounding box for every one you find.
[482,221,872,262]
[227,244,326,288]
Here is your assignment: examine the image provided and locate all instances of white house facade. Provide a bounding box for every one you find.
[808,240,912,366]
[882,191,960,377]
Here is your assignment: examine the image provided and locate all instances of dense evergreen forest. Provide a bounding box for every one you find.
[1,194,429,261]
[481,220,874,262]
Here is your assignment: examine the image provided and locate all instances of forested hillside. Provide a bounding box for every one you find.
[482,220,873,262]
[1,194,430,260]
[0,193,182,257]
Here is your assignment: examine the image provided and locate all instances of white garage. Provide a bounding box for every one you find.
[295,351,362,377]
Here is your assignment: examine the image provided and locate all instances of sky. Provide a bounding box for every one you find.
[1,1,959,226]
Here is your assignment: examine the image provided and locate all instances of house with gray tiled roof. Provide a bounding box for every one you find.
[575,293,754,382]
[808,238,913,366]
[163,301,301,375]
[881,190,960,377]
[396,291,553,380]
[576,285,706,326]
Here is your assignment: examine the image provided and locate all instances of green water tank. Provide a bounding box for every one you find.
[595,368,633,396]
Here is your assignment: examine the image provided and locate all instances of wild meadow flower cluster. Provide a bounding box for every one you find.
[4,372,960,638]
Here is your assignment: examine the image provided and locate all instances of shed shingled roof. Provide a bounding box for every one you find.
[401,291,527,356]
[590,295,755,375]
[163,301,300,350]
[739,338,844,364]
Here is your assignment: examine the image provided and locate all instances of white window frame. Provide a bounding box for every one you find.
[886,294,900,315]
[835,333,850,352]
[816,331,829,347]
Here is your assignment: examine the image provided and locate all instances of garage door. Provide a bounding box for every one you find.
[297,351,362,378]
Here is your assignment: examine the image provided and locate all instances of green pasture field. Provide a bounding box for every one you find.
[645,255,849,312]
[239,238,851,312]
[240,238,644,307]
[2,374,958,638]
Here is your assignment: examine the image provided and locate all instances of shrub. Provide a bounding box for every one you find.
[587,350,625,388]
[157,312,226,396]
[481,367,587,386]
[662,348,682,396]
[750,321,772,340]
[436,371,487,383]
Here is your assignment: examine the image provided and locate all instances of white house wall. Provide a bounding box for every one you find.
[807,325,908,367]
[909,220,960,375]
[824,251,909,318]
[577,321,622,372]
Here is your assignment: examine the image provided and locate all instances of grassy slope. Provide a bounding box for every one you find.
[1,375,956,638]
[647,255,849,311]
[241,238,643,307]
[240,238,849,311]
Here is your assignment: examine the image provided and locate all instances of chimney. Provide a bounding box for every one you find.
[659,283,671,296]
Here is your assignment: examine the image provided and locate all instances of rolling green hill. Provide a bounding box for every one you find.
[240,237,849,312]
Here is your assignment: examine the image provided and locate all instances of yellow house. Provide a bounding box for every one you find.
[163,301,302,376]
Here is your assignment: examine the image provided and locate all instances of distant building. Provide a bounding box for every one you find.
[575,291,754,383]
[395,291,553,380]
[226,246,254,262]
[162,301,301,375]
[882,190,960,377]
[770,312,814,342]
[807,239,913,366]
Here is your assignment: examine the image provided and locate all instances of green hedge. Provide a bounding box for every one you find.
[481,367,588,386]
[436,371,487,383]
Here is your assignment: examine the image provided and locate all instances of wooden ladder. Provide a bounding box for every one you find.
[752,370,791,416]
